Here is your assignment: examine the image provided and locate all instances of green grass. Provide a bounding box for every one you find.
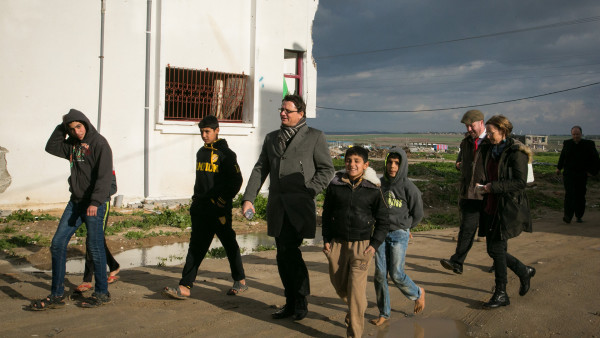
[107,207,192,235]
[0,226,17,234]
[412,222,446,232]
[422,212,460,227]
[527,189,563,210]
[206,247,227,258]
[254,244,276,252]
[0,234,49,250]
[124,231,145,240]
[408,162,460,183]
[1,209,58,223]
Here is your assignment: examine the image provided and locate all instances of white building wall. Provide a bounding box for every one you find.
[0,0,319,209]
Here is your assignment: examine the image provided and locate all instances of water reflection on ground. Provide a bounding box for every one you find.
[375,317,468,338]
[22,232,323,274]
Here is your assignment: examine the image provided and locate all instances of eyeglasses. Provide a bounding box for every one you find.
[278,108,298,114]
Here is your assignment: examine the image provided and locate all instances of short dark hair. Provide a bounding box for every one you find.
[198,115,219,130]
[345,146,369,162]
[571,125,582,134]
[282,94,306,114]
[387,152,401,162]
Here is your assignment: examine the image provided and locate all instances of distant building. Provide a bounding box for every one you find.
[517,135,548,151]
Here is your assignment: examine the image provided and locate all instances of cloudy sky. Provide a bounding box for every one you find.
[311,0,600,135]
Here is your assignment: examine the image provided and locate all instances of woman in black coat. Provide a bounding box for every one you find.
[479,115,536,309]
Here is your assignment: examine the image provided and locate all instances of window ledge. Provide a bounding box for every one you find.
[155,121,255,136]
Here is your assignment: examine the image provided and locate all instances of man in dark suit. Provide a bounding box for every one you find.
[556,126,600,223]
[242,94,334,320]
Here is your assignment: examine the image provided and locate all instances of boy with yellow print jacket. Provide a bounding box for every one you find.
[163,116,247,300]
[370,147,425,326]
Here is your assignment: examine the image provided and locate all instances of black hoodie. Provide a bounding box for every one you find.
[192,138,243,215]
[45,109,114,207]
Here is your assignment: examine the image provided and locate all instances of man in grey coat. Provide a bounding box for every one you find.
[242,94,334,320]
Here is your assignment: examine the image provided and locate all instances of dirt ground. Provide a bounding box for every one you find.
[1,206,599,337]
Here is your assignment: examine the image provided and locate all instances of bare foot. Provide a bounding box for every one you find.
[109,267,120,277]
[414,287,425,314]
[179,285,191,297]
[369,317,387,326]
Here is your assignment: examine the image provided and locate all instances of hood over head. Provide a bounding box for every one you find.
[63,109,97,143]
[384,147,409,183]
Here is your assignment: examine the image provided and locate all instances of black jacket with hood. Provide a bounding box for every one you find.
[481,138,533,240]
[45,109,114,207]
[381,148,424,231]
[322,167,390,250]
[192,138,243,216]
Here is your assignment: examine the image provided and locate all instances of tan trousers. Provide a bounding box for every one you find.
[326,239,373,338]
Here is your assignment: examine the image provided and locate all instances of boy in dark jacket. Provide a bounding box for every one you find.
[322,146,389,338]
[33,109,114,310]
[163,115,247,299]
[370,148,425,326]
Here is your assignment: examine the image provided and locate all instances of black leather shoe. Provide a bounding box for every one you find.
[483,290,510,309]
[293,308,308,320]
[293,297,308,320]
[562,216,571,224]
[272,304,294,319]
[576,218,583,223]
[519,266,536,296]
[440,259,463,274]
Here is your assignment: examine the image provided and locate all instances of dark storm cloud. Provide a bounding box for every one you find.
[312,0,600,135]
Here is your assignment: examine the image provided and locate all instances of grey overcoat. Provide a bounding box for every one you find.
[243,125,334,238]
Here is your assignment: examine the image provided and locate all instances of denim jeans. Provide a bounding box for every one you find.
[51,200,108,297]
[374,229,420,319]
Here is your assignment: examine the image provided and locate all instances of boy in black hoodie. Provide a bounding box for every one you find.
[322,146,389,337]
[370,148,425,326]
[163,115,247,300]
[32,109,114,310]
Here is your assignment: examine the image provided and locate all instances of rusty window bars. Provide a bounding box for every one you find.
[165,65,248,122]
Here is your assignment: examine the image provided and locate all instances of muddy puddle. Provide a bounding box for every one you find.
[19,232,323,274]
[374,317,468,337]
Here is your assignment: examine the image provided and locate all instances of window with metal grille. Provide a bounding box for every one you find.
[164,65,248,122]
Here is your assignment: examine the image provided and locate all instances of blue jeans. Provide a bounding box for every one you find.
[373,229,421,319]
[50,200,108,297]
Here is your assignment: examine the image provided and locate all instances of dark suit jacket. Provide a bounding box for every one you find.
[243,125,334,238]
[557,139,599,176]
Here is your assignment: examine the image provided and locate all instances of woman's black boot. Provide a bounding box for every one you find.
[483,284,510,309]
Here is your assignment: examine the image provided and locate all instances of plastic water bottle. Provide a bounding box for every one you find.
[244,209,254,220]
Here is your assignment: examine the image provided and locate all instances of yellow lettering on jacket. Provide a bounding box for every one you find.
[387,196,403,208]
[196,162,219,173]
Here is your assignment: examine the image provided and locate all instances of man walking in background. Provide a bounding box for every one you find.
[556,126,599,223]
